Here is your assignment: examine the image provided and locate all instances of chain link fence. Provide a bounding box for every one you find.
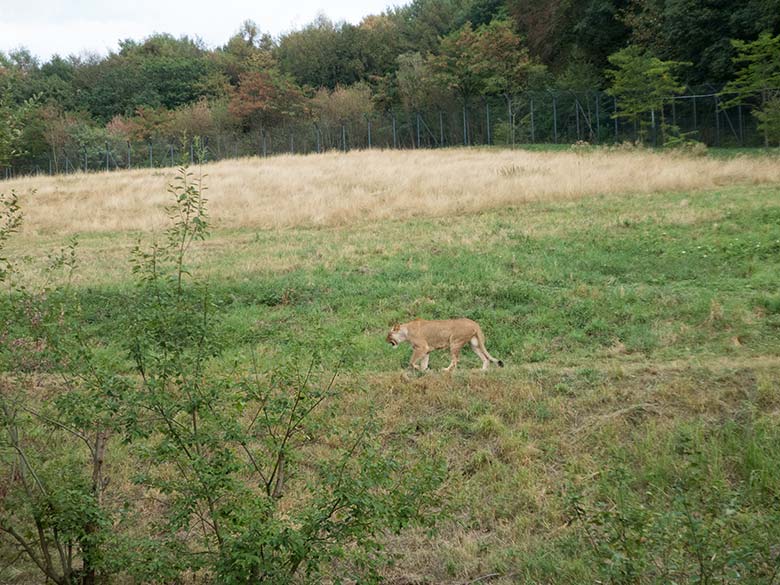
[2,88,765,180]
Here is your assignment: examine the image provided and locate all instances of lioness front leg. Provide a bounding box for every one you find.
[409,346,429,370]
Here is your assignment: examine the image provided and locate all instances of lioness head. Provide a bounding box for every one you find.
[386,323,404,347]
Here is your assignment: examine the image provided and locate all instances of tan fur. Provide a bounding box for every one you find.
[386,318,504,372]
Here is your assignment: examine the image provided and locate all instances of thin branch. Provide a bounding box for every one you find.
[3,407,48,499]
[0,525,52,581]
[0,549,25,579]
[240,442,269,487]
[34,521,55,580]
[19,405,95,458]
[51,526,70,582]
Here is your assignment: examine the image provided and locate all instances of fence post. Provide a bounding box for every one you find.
[48,156,52,175]
[127,141,131,169]
[552,94,558,144]
[485,101,491,145]
[462,102,468,146]
[738,104,744,145]
[342,123,347,152]
[439,111,444,147]
[692,95,698,134]
[105,142,110,171]
[416,112,421,148]
[595,94,600,143]
[714,95,720,147]
[506,97,512,146]
[651,109,657,146]
[83,145,88,173]
[149,142,153,168]
[575,98,581,141]
[613,97,618,142]
[367,118,372,149]
[530,97,535,144]
[316,125,321,153]
[392,114,398,149]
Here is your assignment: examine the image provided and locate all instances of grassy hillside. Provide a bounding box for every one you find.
[2,148,780,583]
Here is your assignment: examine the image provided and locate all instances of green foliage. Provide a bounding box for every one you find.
[0,168,444,583]
[753,97,780,145]
[396,52,448,112]
[0,193,127,585]
[0,91,36,169]
[723,33,780,146]
[435,23,484,100]
[470,19,543,96]
[71,35,216,122]
[431,18,545,102]
[390,0,471,54]
[0,191,22,282]
[723,33,780,103]
[606,46,688,143]
[277,16,399,90]
[621,0,780,84]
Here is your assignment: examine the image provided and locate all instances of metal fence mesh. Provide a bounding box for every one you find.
[2,89,766,179]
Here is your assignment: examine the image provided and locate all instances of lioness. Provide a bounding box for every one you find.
[386,318,504,372]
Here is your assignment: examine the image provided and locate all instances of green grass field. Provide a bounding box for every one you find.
[35,183,780,373]
[3,158,780,583]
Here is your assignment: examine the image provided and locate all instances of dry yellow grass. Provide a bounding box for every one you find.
[3,148,780,235]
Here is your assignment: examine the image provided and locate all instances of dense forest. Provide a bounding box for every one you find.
[1,0,780,172]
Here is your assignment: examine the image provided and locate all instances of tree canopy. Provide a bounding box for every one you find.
[0,0,778,168]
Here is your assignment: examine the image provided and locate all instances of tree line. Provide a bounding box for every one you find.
[1,0,780,173]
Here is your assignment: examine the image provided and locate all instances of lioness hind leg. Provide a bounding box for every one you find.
[420,353,430,371]
[470,337,490,370]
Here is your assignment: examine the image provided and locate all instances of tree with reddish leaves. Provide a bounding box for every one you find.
[434,24,483,102]
[433,19,544,143]
[228,70,304,132]
[470,19,545,143]
[471,19,545,96]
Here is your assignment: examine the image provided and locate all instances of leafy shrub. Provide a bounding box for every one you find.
[0,169,444,584]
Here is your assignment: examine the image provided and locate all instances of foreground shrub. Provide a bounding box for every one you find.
[0,168,443,584]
